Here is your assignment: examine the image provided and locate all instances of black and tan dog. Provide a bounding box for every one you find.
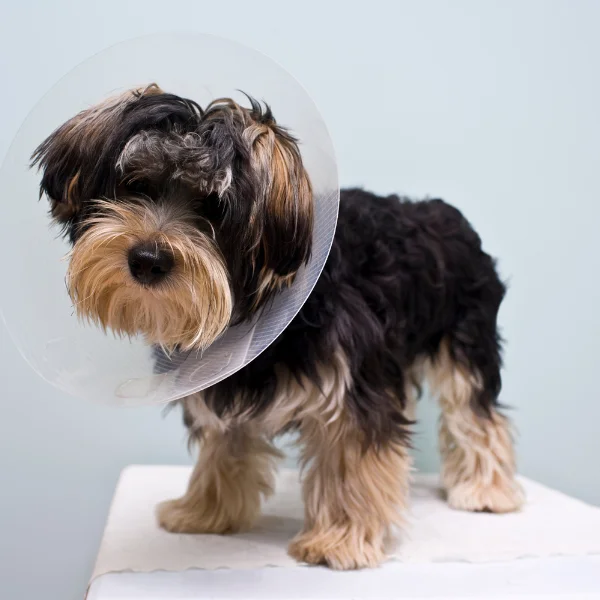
[32,84,523,570]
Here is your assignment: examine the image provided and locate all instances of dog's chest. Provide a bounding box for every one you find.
[181,350,350,438]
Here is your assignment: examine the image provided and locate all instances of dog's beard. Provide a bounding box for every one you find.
[67,199,232,351]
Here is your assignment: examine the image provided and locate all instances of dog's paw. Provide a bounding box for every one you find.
[288,529,385,570]
[156,498,217,534]
[156,497,252,534]
[446,478,524,513]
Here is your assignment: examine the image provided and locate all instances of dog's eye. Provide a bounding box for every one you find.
[200,192,227,222]
[125,178,155,198]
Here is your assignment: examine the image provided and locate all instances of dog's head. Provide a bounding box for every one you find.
[31,84,313,351]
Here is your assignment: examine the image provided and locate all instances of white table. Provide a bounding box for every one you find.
[86,466,600,599]
[87,556,600,599]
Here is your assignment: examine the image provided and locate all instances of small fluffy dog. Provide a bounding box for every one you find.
[32,84,523,569]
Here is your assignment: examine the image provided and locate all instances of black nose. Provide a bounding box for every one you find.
[128,242,174,285]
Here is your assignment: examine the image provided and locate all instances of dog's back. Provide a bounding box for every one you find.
[201,188,505,440]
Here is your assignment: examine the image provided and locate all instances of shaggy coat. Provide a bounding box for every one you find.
[32,85,523,570]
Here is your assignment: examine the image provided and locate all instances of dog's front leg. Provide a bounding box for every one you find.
[157,426,282,534]
[289,417,412,569]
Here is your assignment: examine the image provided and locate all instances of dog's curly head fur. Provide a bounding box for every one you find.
[31,84,313,351]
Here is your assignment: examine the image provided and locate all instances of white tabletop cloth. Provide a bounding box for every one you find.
[87,465,600,599]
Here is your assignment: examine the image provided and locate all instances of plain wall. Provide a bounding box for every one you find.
[1,1,599,599]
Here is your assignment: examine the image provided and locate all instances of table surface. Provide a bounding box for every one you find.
[86,466,600,599]
[88,556,600,599]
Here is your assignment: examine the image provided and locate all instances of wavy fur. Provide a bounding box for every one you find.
[32,86,522,570]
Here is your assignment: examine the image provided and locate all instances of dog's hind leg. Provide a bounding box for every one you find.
[427,330,524,513]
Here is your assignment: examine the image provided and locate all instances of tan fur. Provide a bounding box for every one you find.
[157,426,282,534]
[179,349,350,437]
[163,351,412,568]
[426,341,524,513]
[181,392,230,436]
[251,123,313,304]
[260,349,351,436]
[404,358,426,423]
[252,268,297,311]
[289,419,411,570]
[286,351,411,568]
[158,356,348,536]
[67,198,232,351]
[160,340,520,566]
[50,170,81,220]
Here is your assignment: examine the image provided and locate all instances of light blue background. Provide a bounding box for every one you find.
[1,2,599,599]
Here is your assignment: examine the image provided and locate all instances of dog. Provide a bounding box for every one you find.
[32,84,523,569]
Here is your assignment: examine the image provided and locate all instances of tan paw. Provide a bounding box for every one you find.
[288,529,385,570]
[446,478,524,513]
[156,497,252,534]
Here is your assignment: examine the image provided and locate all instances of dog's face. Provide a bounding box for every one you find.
[31,85,313,351]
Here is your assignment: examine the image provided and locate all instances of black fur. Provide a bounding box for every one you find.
[31,90,203,243]
[203,188,505,446]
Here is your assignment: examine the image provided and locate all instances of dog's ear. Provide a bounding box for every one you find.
[31,84,202,226]
[248,99,313,301]
[198,97,314,312]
